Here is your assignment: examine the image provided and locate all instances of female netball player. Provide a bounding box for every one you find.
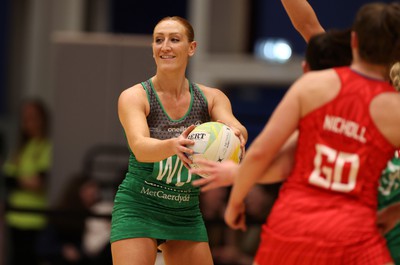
[225,2,400,264]
[377,62,400,264]
[110,16,247,265]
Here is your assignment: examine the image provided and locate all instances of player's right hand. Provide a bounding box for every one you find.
[191,160,237,191]
[176,124,196,168]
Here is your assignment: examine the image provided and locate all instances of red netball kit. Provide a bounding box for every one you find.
[255,67,397,264]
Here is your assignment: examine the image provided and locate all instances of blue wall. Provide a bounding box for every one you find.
[110,0,394,55]
[110,0,188,34]
[253,0,394,55]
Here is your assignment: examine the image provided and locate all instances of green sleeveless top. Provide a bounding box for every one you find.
[128,79,210,196]
[378,151,400,264]
[111,79,211,243]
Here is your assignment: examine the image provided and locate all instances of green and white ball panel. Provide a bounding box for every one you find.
[187,122,241,177]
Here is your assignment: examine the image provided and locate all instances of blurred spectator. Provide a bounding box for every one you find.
[200,187,230,256]
[200,184,279,265]
[38,173,112,265]
[2,98,51,265]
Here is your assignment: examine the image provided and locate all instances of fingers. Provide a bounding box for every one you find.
[177,153,192,168]
[177,129,195,166]
[180,142,194,156]
[191,160,237,191]
[225,213,247,231]
[182,124,196,137]
[235,213,247,232]
[192,158,214,166]
[224,202,247,231]
[179,145,194,165]
[216,120,246,150]
[239,134,246,148]
[190,167,212,178]
[189,159,217,177]
[175,124,197,169]
[191,177,210,187]
[200,182,221,192]
[191,176,221,192]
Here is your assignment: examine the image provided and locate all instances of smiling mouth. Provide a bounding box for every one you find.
[160,55,175,59]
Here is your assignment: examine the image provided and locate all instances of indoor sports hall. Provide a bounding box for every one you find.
[0,0,397,265]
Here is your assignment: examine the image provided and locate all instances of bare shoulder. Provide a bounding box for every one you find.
[118,83,149,116]
[195,83,225,97]
[294,69,340,115]
[370,93,400,120]
[119,84,147,104]
[296,69,340,96]
[371,90,400,117]
[194,83,228,107]
[300,69,339,90]
[371,91,400,146]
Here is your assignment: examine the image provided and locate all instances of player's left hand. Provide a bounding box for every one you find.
[224,200,247,232]
[217,120,246,159]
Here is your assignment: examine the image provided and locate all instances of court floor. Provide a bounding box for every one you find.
[155,253,165,265]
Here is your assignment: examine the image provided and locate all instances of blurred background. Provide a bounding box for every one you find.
[0,0,392,264]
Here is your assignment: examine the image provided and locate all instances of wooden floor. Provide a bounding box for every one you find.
[155,253,165,265]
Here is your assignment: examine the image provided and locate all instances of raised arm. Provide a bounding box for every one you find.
[281,0,325,42]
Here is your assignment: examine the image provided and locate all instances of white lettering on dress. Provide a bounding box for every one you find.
[156,157,192,186]
[140,187,190,203]
[323,115,367,143]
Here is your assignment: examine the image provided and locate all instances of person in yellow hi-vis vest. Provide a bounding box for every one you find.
[3,98,52,265]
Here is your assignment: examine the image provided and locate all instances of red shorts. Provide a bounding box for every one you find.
[254,227,393,265]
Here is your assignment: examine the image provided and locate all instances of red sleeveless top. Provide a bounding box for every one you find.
[266,66,397,245]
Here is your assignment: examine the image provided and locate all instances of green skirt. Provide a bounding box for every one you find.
[110,174,208,243]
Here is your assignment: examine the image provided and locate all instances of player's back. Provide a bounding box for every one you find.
[267,67,397,244]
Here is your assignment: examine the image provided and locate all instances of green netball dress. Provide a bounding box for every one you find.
[378,151,400,264]
[111,79,211,243]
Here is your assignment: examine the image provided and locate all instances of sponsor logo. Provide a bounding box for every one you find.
[140,187,190,203]
[188,132,208,140]
[164,120,204,137]
[167,126,187,134]
[155,157,192,187]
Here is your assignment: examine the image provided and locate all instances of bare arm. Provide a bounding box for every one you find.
[258,131,298,184]
[225,76,304,231]
[281,0,325,42]
[194,71,337,195]
[201,85,248,146]
[377,202,400,235]
[191,131,298,191]
[118,84,194,164]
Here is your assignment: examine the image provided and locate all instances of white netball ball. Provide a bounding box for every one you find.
[186,122,242,178]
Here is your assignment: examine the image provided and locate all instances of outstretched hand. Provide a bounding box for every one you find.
[191,159,238,191]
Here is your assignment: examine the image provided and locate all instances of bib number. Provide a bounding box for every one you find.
[309,144,360,193]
